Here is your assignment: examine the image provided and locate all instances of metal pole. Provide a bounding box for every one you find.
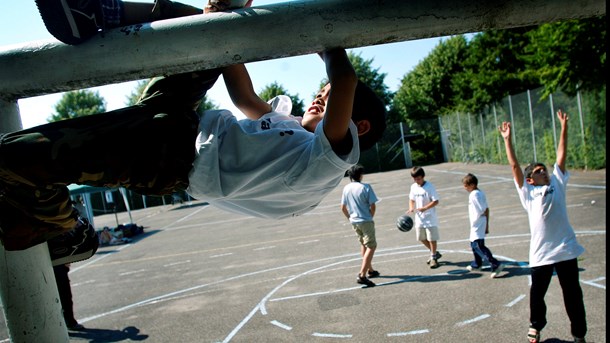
[508,95,517,146]
[493,104,501,161]
[399,122,412,169]
[527,89,537,161]
[576,89,588,169]
[549,93,557,149]
[1,0,605,99]
[0,99,69,343]
[457,112,464,153]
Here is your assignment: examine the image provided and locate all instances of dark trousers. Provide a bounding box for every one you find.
[529,258,587,338]
[53,264,77,327]
[470,239,500,270]
[0,69,221,250]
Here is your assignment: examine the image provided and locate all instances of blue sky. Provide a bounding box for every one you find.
[1,0,444,129]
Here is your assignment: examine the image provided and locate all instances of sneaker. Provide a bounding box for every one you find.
[490,264,505,279]
[573,337,586,343]
[429,258,439,269]
[48,217,99,266]
[466,265,481,272]
[35,0,105,45]
[527,327,540,343]
[356,275,376,287]
[367,270,380,278]
[426,251,442,264]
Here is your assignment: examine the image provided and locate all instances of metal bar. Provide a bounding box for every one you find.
[0,0,605,100]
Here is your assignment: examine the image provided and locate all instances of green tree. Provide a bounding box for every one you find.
[348,52,392,107]
[258,82,305,116]
[392,36,468,122]
[525,16,606,98]
[454,28,540,113]
[48,90,106,122]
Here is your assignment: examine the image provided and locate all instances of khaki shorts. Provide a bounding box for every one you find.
[352,221,377,249]
[415,225,440,242]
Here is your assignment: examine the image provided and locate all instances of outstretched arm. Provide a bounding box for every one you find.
[556,109,569,173]
[499,122,524,188]
[222,64,272,120]
[320,49,358,153]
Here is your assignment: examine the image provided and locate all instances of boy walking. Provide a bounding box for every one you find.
[406,166,441,268]
[499,110,587,343]
[341,164,380,288]
[462,173,504,278]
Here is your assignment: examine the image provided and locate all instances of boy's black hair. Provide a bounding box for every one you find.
[524,162,547,178]
[462,173,478,186]
[347,164,365,182]
[351,80,387,151]
[410,166,425,178]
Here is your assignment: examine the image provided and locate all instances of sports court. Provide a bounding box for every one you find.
[0,162,605,342]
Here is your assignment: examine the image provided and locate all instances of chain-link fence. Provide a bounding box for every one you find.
[439,88,605,170]
[360,87,605,173]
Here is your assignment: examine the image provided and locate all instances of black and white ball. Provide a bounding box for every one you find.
[396,214,413,232]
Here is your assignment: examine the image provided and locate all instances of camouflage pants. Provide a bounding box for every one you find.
[0,69,221,250]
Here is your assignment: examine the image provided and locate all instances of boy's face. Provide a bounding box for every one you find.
[412,175,425,186]
[527,166,550,186]
[301,83,331,132]
[463,183,475,192]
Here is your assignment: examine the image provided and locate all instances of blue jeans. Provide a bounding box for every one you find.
[529,258,587,338]
[470,239,500,270]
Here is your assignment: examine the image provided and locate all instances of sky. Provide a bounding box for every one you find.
[1,0,445,129]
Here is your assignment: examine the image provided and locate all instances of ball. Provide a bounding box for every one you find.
[396,214,413,232]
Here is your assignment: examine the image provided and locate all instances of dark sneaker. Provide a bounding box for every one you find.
[426,251,442,264]
[356,275,375,287]
[367,270,380,278]
[48,217,99,266]
[35,0,104,45]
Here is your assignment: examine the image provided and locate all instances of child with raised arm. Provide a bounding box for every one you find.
[499,110,587,343]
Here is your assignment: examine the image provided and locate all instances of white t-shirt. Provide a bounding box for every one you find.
[515,163,585,267]
[468,189,488,241]
[409,181,440,228]
[341,182,379,223]
[187,96,360,219]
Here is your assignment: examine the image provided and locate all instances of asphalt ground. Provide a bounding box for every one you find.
[0,162,606,343]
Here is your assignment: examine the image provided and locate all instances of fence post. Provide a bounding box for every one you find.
[549,93,557,149]
[527,89,537,161]
[399,122,413,168]
[0,99,69,342]
[439,117,449,162]
[576,89,588,169]
[493,104,501,161]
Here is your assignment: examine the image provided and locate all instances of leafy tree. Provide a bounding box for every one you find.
[348,52,392,107]
[392,35,468,121]
[258,82,305,116]
[525,16,606,97]
[48,90,106,122]
[454,28,540,113]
